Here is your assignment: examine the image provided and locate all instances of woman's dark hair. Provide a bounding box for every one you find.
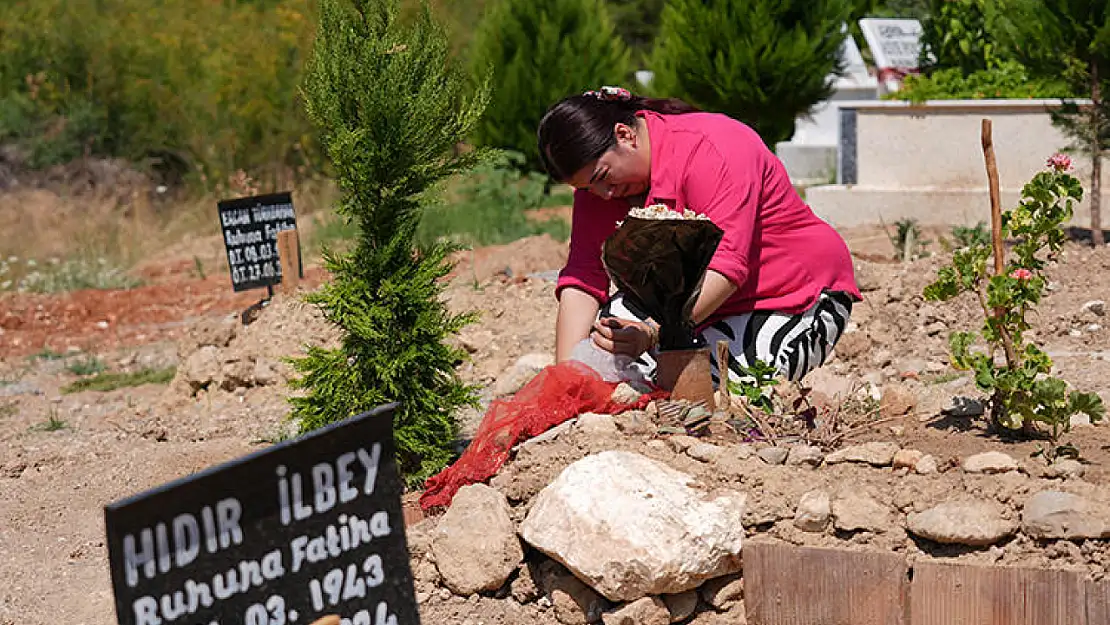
[537,94,699,182]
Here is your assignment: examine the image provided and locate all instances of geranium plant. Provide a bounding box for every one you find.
[924,154,1105,462]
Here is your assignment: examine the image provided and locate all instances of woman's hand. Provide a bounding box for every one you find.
[592,317,658,357]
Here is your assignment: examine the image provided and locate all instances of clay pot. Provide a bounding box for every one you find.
[655,347,716,411]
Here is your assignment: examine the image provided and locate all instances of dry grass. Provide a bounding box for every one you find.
[0,173,341,291]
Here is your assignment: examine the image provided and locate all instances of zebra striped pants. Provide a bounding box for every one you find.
[599,290,854,384]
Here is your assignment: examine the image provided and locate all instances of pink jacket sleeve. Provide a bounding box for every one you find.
[555,190,618,303]
[681,139,761,289]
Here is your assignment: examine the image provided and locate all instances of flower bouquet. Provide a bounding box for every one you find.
[601,204,724,406]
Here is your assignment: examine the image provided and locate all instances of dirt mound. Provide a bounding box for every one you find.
[167,288,341,400]
[409,391,1110,624]
[449,233,569,282]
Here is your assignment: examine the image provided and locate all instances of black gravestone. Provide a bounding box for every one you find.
[218,192,302,292]
[104,403,419,625]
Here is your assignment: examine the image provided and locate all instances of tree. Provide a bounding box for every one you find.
[469,0,631,172]
[649,0,852,147]
[918,0,1000,75]
[1000,0,1110,245]
[606,0,666,66]
[293,0,489,485]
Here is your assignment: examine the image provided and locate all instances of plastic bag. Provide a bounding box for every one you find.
[420,360,663,511]
[569,337,650,386]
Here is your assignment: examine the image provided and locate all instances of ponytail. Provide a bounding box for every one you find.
[537,89,698,182]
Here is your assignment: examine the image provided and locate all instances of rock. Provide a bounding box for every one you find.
[757,446,789,465]
[880,384,916,417]
[854,263,882,292]
[892,449,924,471]
[1087,323,1102,333]
[825,442,899,466]
[511,565,541,604]
[942,396,985,417]
[252,358,279,386]
[832,332,871,361]
[220,358,254,390]
[925,361,947,373]
[602,597,670,625]
[687,441,725,463]
[1071,413,1092,428]
[786,445,824,468]
[661,591,698,623]
[895,358,929,376]
[805,368,857,400]
[733,444,755,459]
[794,491,832,533]
[494,352,554,396]
[1082,300,1106,316]
[520,451,746,602]
[906,501,1018,546]
[924,321,947,337]
[180,345,221,392]
[1022,491,1110,539]
[962,451,1019,474]
[412,559,440,585]
[520,420,576,451]
[1048,459,1086,479]
[915,455,939,475]
[667,435,699,453]
[832,493,889,533]
[577,413,619,437]
[700,573,743,609]
[432,484,523,595]
[610,383,642,405]
[870,349,894,368]
[612,410,654,435]
[537,560,608,625]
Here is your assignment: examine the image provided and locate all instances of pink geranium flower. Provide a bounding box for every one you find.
[1046,153,1072,172]
[1010,268,1033,280]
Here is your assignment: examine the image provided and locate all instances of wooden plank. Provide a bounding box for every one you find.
[276,228,300,295]
[910,561,1086,625]
[745,541,908,625]
[1088,578,1110,625]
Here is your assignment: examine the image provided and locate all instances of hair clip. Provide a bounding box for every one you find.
[584,86,632,101]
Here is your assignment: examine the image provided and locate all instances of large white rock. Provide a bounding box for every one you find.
[431,484,523,595]
[520,451,746,602]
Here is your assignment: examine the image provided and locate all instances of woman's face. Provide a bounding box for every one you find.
[567,121,651,200]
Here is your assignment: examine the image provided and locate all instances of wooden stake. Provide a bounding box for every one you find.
[277,228,301,295]
[981,119,1005,276]
[716,340,731,409]
[308,616,340,625]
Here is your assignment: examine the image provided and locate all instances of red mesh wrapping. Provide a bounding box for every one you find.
[420,360,665,511]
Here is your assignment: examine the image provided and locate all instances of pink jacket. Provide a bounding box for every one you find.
[556,110,861,322]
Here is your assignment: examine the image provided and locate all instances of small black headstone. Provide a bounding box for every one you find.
[104,404,419,625]
[218,192,301,292]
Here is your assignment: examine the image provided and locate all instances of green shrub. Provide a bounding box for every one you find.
[890,61,1076,103]
[0,0,320,186]
[66,356,106,377]
[469,0,631,173]
[918,0,1001,75]
[924,158,1104,461]
[649,0,852,147]
[292,0,489,486]
[418,152,570,247]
